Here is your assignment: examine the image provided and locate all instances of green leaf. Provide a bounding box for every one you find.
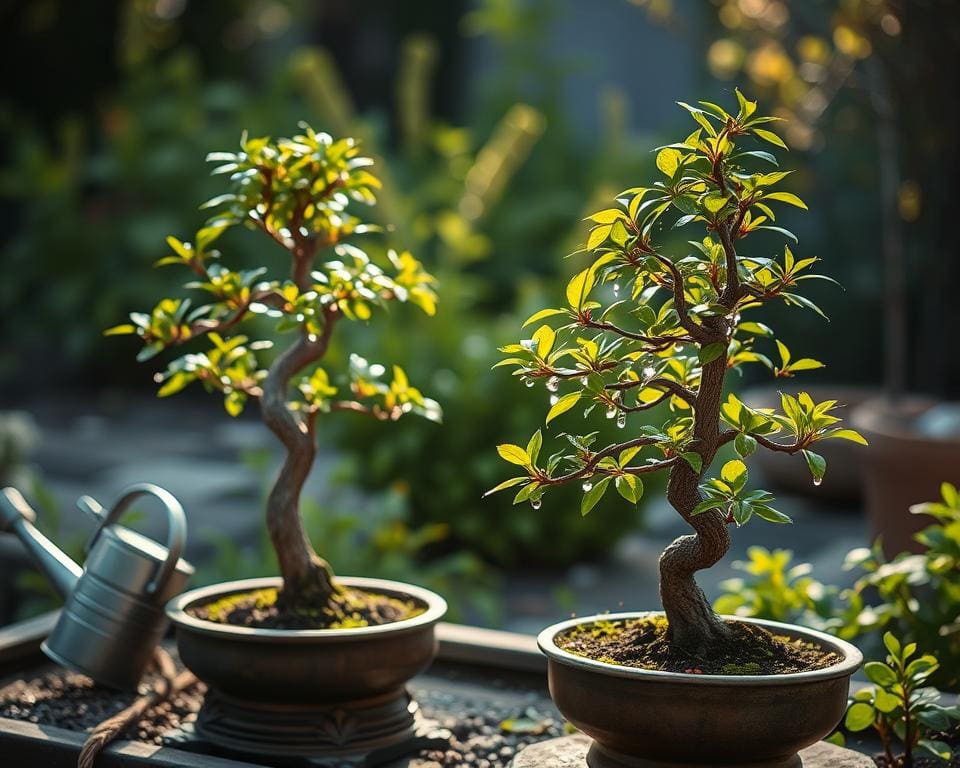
[883,632,901,656]
[789,358,824,372]
[823,429,868,446]
[526,430,543,466]
[752,504,792,524]
[104,324,136,336]
[763,191,807,209]
[692,498,724,516]
[735,433,758,457]
[721,459,748,489]
[586,208,628,224]
[497,444,531,466]
[801,450,826,485]
[699,342,726,365]
[533,324,555,358]
[864,661,898,687]
[224,390,246,417]
[581,477,612,516]
[546,392,581,425]
[566,268,595,309]
[157,372,192,398]
[873,688,900,714]
[844,702,876,732]
[680,452,702,473]
[753,128,788,150]
[587,225,612,251]
[483,477,530,497]
[523,308,566,327]
[165,235,193,261]
[615,474,644,504]
[656,148,682,177]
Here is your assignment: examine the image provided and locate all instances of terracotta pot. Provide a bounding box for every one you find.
[852,396,960,556]
[166,576,447,760]
[538,613,862,767]
[741,385,875,502]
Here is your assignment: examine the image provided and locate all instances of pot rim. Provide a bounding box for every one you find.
[538,612,862,686]
[166,576,447,642]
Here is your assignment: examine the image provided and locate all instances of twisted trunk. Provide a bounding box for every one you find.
[659,320,732,654]
[259,329,339,609]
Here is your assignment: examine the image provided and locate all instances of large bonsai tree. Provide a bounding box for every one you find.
[109,125,440,610]
[489,93,866,654]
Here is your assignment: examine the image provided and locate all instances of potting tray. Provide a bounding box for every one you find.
[0,612,564,768]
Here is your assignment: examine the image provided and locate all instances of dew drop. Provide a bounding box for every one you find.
[643,366,656,379]
[546,376,560,392]
[549,394,559,406]
[606,407,617,420]
[531,498,542,510]
[813,477,822,487]
[617,411,627,428]
[525,379,536,388]
[580,376,589,386]
[613,283,621,294]
[582,481,593,492]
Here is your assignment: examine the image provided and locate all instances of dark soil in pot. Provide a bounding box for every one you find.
[555,615,840,675]
[187,585,425,630]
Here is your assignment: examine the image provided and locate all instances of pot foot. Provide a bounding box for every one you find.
[164,688,450,767]
[511,736,873,768]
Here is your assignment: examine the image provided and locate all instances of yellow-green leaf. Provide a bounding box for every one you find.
[753,128,788,150]
[656,148,682,177]
[586,208,627,224]
[546,392,581,425]
[497,444,531,466]
[587,225,612,251]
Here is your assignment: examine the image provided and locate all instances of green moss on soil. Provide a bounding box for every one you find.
[556,615,840,675]
[188,586,425,630]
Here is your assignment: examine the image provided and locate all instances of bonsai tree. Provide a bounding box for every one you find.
[488,93,866,655]
[108,124,440,612]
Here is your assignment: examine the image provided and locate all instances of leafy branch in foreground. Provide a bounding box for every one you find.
[488,92,865,653]
[109,125,440,609]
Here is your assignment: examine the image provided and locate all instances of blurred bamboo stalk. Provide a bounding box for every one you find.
[459,104,545,222]
[397,34,439,158]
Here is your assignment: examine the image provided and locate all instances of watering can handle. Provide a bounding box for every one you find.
[83,483,187,596]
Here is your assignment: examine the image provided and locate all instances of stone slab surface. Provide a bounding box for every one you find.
[510,736,874,768]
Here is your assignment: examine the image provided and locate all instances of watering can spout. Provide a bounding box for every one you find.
[0,487,83,599]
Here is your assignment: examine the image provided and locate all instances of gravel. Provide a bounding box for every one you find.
[0,661,564,767]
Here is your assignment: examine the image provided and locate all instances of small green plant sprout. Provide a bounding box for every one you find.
[107,125,440,610]
[844,632,960,766]
[487,92,866,654]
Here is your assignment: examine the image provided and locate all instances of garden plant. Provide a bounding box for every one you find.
[108,125,440,621]
[490,92,867,659]
[843,632,959,765]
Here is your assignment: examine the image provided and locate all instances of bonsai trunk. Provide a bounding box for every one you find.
[659,348,732,654]
[260,331,339,610]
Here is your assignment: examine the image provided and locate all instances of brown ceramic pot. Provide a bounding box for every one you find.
[538,613,862,768]
[852,396,960,556]
[166,576,447,760]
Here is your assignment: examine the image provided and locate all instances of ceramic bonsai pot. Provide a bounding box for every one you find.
[852,396,960,556]
[166,576,447,762]
[741,385,874,502]
[538,613,862,768]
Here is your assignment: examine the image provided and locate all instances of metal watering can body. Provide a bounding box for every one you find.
[0,483,194,690]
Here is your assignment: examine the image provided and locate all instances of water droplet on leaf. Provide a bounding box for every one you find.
[525,379,535,388]
[617,411,627,428]
[813,477,822,487]
[606,407,617,419]
[582,480,593,492]
[546,376,560,392]
[549,394,559,406]
[530,498,542,510]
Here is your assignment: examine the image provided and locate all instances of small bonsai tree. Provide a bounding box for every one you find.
[489,93,866,655]
[108,124,440,612]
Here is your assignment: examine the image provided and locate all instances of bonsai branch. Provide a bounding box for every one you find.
[652,253,712,344]
[606,377,696,406]
[582,318,689,348]
[538,436,663,485]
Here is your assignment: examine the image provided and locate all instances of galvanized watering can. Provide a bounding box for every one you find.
[0,483,193,690]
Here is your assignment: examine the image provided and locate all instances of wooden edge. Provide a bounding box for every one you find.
[0,718,265,767]
[0,610,58,676]
[435,621,545,674]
